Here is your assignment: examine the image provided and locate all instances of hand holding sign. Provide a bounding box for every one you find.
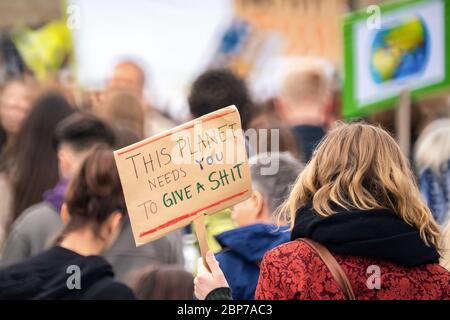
[114,105,252,248]
[194,251,229,300]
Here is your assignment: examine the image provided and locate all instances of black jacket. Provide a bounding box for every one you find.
[0,246,136,300]
[205,287,233,300]
[291,124,325,162]
[291,204,440,267]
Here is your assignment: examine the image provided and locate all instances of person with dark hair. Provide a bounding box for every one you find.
[104,123,185,281]
[0,79,35,244]
[112,122,143,149]
[0,79,35,155]
[1,113,185,280]
[1,112,115,261]
[188,68,253,130]
[129,265,194,300]
[187,69,253,252]
[0,92,74,247]
[9,93,75,222]
[0,147,136,299]
[53,112,116,151]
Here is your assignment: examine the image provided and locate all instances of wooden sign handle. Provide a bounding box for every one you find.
[193,214,211,273]
[396,89,411,157]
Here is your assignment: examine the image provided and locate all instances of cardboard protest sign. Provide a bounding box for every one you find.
[114,105,252,246]
[342,0,450,118]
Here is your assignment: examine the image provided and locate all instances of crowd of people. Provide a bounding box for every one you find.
[0,57,449,300]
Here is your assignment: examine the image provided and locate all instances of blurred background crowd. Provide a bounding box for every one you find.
[0,0,449,300]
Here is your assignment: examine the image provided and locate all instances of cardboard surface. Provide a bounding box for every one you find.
[114,105,252,246]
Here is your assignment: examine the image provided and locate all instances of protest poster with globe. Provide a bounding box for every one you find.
[342,0,450,118]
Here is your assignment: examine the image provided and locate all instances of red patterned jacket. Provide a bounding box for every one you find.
[255,240,450,300]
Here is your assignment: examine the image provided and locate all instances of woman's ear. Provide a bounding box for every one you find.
[110,211,123,232]
[101,212,123,249]
[253,191,266,219]
[57,147,72,179]
[105,211,123,238]
[60,203,71,225]
[274,97,289,120]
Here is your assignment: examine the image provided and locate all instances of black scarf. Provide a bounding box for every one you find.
[291,204,440,267]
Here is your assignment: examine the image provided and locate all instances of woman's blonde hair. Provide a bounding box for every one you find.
[278,122,441,248]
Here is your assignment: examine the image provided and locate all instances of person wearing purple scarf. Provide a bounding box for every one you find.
[43,178,70,212]
[1,113,115,265]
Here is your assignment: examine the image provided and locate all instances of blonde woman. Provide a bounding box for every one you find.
[194,122,450,300]
[254,122,450,300]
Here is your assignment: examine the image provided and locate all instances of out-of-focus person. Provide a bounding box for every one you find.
[215,152,303,300]
[96,89,145,139]
[187,68,255,252]
[188,68,254,130]
[0,92,74,248]
[0,112,115,263]
[0,79,35,155]
[102,119,185,281]
[0,78,35,246]
[248,99,302,160]
[415,118,450,225]
[113,122,143,149]
[106,59,175,136]
[129,265,194,300]
[0,147,136,299]
[1,113,185,280]
[105,218,185,282]
[274,62,332,162]
[108,60,146,98]
[415,96,450,136]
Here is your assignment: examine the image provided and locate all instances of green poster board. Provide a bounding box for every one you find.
[342,0,450,119]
